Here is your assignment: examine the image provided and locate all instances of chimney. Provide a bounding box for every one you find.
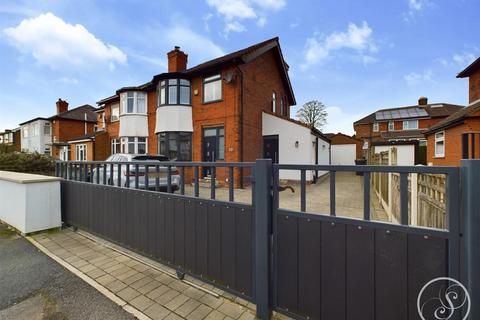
[418,96,428,106]
[167,46,188,72]
[56,98,69,114]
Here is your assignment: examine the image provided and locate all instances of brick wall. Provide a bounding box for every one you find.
[469,70,480,103]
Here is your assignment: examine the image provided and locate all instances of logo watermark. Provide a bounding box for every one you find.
[417,277,470,320]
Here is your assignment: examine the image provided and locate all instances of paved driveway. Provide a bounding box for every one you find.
[0,223,133,320]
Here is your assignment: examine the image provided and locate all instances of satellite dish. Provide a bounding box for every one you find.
[223,72,234,83]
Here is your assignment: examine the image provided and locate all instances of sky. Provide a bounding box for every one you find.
[0,0,478,135]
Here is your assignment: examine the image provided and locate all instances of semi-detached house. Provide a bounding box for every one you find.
[75,37,331,184]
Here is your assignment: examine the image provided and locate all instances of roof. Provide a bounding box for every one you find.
[96,94,119,105]
[50,104,97,123]
[19,117,50,126]
[380,129,427,140]
[457,57,480,78]
[425,100,480,134]
[324,132,361,143]
[354,103,464,125]
[263,110,330,142]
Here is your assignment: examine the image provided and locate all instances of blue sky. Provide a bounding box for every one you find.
[0,0,478,134]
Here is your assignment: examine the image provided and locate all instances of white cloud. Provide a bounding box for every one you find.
[206,0,285,34]
[404,70,434,86]
[408,0,424,11]
[404,0,431,21]
[302,21,377,68]
[3,12,126,70]
[56,77,79,84]
[453,53,476,67]
[323,106,363,135]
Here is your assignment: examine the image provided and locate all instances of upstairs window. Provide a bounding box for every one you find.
[435,132,445,157]
[120,92,147,115]
[403,120,418,130]
[272,92,277,113]
[373,122,379,132]
[203,74,222,103]
[158,79,191,106]
[44,122,51,135]
[111,104,120,121]
[388,121,394,131]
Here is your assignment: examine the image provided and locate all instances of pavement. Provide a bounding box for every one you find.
[26,227,265,320]
[0,223,133,320]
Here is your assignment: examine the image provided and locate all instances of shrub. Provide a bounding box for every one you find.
[0,151,55,175]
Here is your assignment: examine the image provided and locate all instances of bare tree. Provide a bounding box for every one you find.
[296,100,328,130]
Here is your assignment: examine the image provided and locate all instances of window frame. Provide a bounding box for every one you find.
[111,138,121,154]
[110,104,120,122]
[203,126,225,160]
[157,132,192,161]
[434,131,445,158]
[120,137,148,154]
[272,91,277,113]
[388,121,394,131]
[120,92,148,115]
[43,122,51,135]
[158,79,191,106]
[44,146,51,156]
[202,74,222,104]
[75,144,87,161]
[373,122,379,132]
[403,119,419,130]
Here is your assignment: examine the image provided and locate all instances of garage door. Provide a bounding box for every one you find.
[331,144,356,165]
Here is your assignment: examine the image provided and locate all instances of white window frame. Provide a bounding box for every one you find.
[373,122,379,132]
[75,144,87,161]
[44,146,51,156]
[120,137,148,154]
[120,92,147,115]
[272,92,277,113]
[403,120,418,130]
[203,74,222,103]
[434,131,445,158]
[44,122,51,135]
[111,138,121,154]
[111,104,120,121]
[388,121,394,131]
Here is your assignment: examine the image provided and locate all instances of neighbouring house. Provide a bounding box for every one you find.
[324,132,362,165]
[92,37,330,184]
[354,97,464,165]
[424,57,480,166]
[49,99,97,161]
[19,117,52,154]
[0,128,21,152]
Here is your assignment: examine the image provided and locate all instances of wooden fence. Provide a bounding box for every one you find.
[370,147,446,228]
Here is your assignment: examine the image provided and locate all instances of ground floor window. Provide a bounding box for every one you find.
[120,137,147,154]
[75,144,87,161]
[435,132,445,157]
[111,138,120,154]
[157,132,192,161]
[44,146,51,156]
[60,146,70,161]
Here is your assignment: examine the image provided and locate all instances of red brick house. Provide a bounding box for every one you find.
[49,99,97,160]
[0,128,21,152]
[90,38,330,184]
[425,57,480,166]
[354,97,463,164]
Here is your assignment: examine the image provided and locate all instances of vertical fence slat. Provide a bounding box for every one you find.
[135,164,139,189]
[180,166,185,195]
[96,163,100,184]
[364,172,371,221]
[330,171,336,216]
[155,165,160,192]
[103,163,107,185]
[109,163,114,186]
[145,164,149,190]
[117,164,122,187]
[167,165,172,193]
[300,169,306,212]
[194,166,199,197]
[211,166,216,200]
[400,173,408,225]
[229,167,234,202]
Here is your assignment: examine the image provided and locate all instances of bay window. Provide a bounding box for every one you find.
[158,79,191,106]
[120,137,147,154]
[120,92,147,115]
[203,74,222,103]
[435,132,445,157]
[158,132,192,160]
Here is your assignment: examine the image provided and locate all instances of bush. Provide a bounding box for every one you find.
[0,151,55,175]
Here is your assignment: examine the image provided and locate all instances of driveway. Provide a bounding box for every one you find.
[0,223,133,320]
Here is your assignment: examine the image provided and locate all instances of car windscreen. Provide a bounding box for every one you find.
[132,155,170,162]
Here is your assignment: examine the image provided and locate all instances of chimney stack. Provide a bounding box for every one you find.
[56,99,69,114]
[167,46,188,72]
[418,96,428,106]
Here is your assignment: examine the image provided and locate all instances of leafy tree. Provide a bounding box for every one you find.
[296,100,328,130]
[0,151,55,175]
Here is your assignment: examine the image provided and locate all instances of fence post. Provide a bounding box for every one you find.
[461,159,480,319]
[254,159,272,320]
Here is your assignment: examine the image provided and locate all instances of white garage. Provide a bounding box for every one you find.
[331,144,357,165]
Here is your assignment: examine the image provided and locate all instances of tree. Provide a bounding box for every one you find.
[296,100,328,130]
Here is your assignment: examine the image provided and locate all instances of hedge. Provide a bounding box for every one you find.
[0,151,55,175]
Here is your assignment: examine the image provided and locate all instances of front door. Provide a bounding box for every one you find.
[202,127,224,176]
[263,135,279,163]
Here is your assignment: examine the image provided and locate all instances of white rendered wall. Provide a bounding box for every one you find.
[0,172,61,234]
[155,106,193,133]
[316,137,330,177]
[119,115,149,137]
[20,119,51,153]
[331,144,357,165]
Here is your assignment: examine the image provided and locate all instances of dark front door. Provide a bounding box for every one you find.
[203,127,224,176]
[263,135,279,163]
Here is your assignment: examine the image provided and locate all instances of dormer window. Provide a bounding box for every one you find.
[120,92,147,115]
[158,79,191,106]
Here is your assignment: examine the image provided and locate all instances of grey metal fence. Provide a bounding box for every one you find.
[56,159,480,320]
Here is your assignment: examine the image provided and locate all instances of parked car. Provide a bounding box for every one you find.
[92,154,180,192]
